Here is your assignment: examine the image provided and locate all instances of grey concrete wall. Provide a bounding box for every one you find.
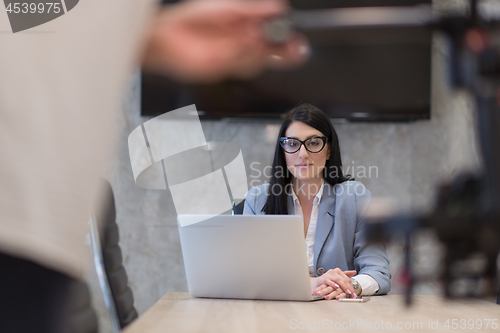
[86,0,500,331]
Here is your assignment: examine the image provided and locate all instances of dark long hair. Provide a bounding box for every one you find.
[263,103,351,214]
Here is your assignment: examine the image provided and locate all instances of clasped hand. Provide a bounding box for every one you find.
[310,268,358,300]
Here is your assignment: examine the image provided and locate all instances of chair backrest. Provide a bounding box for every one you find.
[91,180,138,331]
[232,199,245,215]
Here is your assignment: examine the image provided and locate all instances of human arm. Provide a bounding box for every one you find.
[311,271,382,299]
[141,0,309,83]
[352,274,379,296]
[311,182,391,299]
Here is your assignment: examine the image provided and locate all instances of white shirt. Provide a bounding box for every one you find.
[291,180,380,296]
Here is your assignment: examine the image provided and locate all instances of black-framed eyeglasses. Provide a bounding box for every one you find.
[279,136,328,154]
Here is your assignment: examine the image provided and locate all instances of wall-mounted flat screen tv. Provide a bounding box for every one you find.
[142,0,432,122]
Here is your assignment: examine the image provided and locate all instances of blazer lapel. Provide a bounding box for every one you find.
[313,184,336,271]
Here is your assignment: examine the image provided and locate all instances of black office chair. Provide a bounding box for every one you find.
[232,199,245,215]
[90,180,138,332]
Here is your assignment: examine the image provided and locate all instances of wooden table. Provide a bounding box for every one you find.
[123,293,499,333]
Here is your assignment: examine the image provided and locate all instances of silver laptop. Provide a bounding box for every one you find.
[177,214,323,301]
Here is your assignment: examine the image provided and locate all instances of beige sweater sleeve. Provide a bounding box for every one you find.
[0,0,156,278]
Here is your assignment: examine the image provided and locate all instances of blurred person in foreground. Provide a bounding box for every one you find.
[0,0,308,332]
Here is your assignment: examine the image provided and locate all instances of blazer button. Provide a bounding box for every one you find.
[317,267,326,275]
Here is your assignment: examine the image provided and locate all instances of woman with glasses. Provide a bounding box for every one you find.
[243,103,390,300]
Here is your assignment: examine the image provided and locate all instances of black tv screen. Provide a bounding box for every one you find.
[142,0,432,122]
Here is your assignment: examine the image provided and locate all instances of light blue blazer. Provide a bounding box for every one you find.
[243,181,391,295]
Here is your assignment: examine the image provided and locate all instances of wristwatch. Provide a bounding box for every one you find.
[350,277,361,296]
